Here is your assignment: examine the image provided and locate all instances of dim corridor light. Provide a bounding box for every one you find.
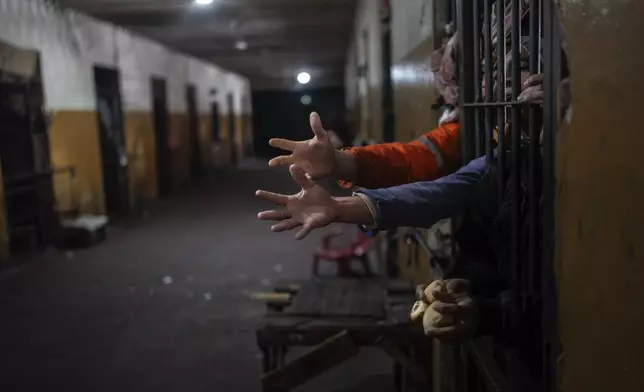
[297,72,311,85]
[194,0,213,5]
[235,40,248,51]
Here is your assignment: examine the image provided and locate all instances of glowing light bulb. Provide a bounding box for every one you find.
[297,72,311,85]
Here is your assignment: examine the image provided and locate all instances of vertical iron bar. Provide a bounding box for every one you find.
[458,0,476,164]
[542,1,559,391]
[473,0,483,157]
[510,0,522,305]
[527,0,540,299]
[496,0,506,208]
[484,0,494,163]
[454,344,469,392]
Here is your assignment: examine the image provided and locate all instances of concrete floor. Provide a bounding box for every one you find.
[0,161,395,392]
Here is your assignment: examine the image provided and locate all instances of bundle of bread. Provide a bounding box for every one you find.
[409,280,455,334]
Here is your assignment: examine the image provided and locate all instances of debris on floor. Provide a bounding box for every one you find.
[60,214,109,249]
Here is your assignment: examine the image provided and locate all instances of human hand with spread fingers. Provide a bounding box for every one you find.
[256,165,374,240]
[268,112,352,181]
[264,37,465,191]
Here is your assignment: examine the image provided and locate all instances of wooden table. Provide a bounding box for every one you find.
[256,278,430,392]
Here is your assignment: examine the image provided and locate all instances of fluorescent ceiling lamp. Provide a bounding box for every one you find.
[195,0,213,5]
[297,72,311,85]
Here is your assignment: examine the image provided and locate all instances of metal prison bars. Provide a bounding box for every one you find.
[449,0,562,391]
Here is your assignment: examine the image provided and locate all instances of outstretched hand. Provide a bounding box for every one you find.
[268,112,336,180]
[256,165,338,240]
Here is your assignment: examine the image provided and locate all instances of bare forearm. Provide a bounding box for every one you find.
[333,150,358,182]
[333,196,375,226]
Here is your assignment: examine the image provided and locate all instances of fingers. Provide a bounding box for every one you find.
[523,73,544,87]
[295,223,313,240]
[432,291,458,304]
[431,301,461,315]
[255,190,289,205]
[269,138,297,152]
[271,219,301,232]
[518,87,544,103]
[258,209,291,221]
[445,278,472,294]
[309,112,328,140]
[289,165,315,189]
[268,154,294,168]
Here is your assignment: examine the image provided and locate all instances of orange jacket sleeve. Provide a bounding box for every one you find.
[338,122,461,189]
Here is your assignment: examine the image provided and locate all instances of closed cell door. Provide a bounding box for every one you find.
[152,78,171,196]
[0,79,41,253]
[93,66,129,216]
[186,85,202,178]
[227,93,237,165]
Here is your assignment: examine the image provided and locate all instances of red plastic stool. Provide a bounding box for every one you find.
[312,228,375,278]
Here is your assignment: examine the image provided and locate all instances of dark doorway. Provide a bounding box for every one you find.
[241,96,254,157]
[211,102,220,142]
[227,93,237,165]
[0,67,56,260]
[93,66,128,216]
[381,0,395,143]
[152,78,171,196]
[186,85,202,178]
[252,88,346,158]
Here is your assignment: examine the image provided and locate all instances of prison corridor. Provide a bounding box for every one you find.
[0,162,394,392]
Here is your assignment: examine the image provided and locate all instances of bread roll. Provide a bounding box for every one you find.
[410,300,429,321]
[423,280,447,304]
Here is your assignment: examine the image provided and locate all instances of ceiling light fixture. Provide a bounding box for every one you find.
[301,95,312,105]
[194,0,213,5]
[235,40,248,51]
[297,72,311,85]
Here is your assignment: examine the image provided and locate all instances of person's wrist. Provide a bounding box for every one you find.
[332,150,357,181]
[310,148,337,180]
[327,197,341,223]
[332,196,375,226]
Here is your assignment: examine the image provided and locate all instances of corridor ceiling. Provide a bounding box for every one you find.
[58,0,358,90]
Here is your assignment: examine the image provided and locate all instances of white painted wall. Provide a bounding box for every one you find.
[344,0,383,111]
[344,38,358,110]
[0,0,250,115]
[391,0,434,62]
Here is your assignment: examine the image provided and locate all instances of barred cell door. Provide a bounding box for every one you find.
[0,64,57,261]
[450,0,565,391]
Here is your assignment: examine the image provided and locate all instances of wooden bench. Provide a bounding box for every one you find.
[256,278,429,392]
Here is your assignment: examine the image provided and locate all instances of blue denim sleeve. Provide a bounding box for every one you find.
[356,156,491,230]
